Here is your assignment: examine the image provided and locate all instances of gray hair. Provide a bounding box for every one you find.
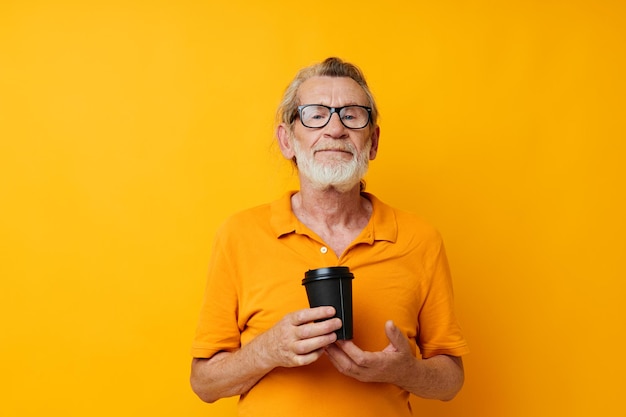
[276,57,379,129]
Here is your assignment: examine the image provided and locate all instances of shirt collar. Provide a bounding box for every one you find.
[270,191,397,243]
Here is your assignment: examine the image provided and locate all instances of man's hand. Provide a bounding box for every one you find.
[254,306,342,369]
[324,320,465,400]
[324,320,413,384]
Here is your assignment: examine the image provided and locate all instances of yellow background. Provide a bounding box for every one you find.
[1,1,624,416]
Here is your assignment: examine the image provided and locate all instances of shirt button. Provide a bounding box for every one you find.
[320,246,328,254]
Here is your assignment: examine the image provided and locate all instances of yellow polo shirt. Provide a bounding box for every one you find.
[192,192,469,416]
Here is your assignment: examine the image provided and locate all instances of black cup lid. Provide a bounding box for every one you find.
[302,266,354,285]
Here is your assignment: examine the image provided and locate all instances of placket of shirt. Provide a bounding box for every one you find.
[297,226,375,264]
[294,228,336,262]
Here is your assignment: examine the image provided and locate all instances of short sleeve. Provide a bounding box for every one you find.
[417,235,469,359]
[191,223,242,358]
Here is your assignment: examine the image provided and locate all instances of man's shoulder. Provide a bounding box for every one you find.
[217,193,291,234]
[367,193,442,240]
[221,201,273,227]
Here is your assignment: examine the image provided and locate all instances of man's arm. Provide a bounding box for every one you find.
[190,306,341,403]
[325,320,465,401]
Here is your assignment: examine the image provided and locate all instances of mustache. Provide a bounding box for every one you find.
[312,142,356,153]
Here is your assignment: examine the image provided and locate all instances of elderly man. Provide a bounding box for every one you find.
[191,57,469,416]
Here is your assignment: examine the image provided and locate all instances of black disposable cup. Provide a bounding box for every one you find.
[302,266,354,340]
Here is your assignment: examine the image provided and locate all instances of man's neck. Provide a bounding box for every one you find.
[291,182,370,230]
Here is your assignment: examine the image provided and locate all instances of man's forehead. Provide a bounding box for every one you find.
[298,76,368,104]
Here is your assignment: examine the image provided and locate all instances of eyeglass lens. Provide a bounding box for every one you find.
[300,105,370,129]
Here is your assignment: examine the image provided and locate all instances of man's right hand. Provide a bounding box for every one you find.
[255,306,341,369]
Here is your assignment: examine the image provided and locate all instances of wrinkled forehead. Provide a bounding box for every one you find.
[297,76,369,106]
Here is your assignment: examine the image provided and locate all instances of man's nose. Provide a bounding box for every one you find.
[324,112,347,137]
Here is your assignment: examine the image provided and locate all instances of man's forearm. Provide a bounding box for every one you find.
[191,316,288,403]
[190,339,274,403]
[399,355,464,401]
[190,307,341,403]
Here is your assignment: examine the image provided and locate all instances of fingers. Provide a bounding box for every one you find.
[384,320,411,353]
[290,331,338,366]
[266,307,342,368]
[325,322,414,384]
[290,306,336,325]
[324,342,349,369]
[291,308,342,357]
[326,340,375,373]
[325,341,373,382]
[288,306,341,341]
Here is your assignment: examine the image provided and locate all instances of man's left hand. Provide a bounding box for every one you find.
[324,320,415,384]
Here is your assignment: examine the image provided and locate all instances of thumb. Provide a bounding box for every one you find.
[383,320,411,353]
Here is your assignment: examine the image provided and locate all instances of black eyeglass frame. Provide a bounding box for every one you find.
[295,104,372,129]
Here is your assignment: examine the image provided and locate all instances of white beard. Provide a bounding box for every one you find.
[293,138,371,193]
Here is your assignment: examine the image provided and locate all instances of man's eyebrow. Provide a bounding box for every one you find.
[307,102,365,107]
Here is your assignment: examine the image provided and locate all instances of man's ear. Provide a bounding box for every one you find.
[369,125,380,160]
[276,123,295,160]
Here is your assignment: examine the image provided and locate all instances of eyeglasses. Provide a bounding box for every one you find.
[296,104,372,129]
